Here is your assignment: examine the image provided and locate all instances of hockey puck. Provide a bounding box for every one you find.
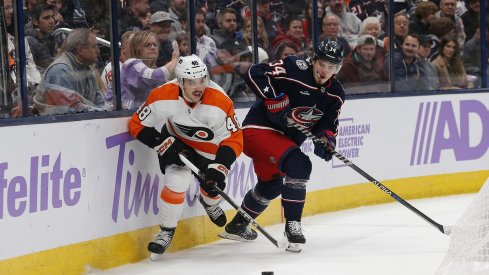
[262,272,274,275]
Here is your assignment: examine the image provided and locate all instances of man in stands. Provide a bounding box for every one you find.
[33,28,106,114]
[25,3,57,72]
[336,34,386,93]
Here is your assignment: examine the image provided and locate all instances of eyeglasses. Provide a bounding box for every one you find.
[144,42,159,48]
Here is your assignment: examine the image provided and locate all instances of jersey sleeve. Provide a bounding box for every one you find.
[244,59,288,99]
[206,89,243,161]
[128,85,175,148]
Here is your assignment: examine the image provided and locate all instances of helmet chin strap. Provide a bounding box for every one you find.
[181,89,195,103]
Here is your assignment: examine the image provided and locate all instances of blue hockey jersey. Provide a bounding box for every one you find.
[243,55,345,146]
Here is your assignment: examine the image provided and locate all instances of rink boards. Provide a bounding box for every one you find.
[0,92,488,274]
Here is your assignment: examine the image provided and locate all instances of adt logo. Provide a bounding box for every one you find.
[410,100,488,165]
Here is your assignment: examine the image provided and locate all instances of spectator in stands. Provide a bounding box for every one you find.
[325,0,362,49]
[336,34,387,93]
[168,0,186,35]
[319,13,351,57]
[435,0,466,49]
[462,25,489,86]
[271,17,308,54]
[271,40,298,61]
[429,17,456,59]
[33,28,106,114]
[461,0,480,41]
[45,0,66,29]
[302,0,324,44]
[140,9,152,29]
[25,3,58,73]
[417,35,440,90]
[359,16,385,48]
[431,36,473,89]
[176,31,190,56]
[24,0,42,24]
[120,0,149,33]
[121,30,179,108]
[241,16,269,49]
[195,10,218,70]
[3,0,41,116]
[388,33,429,92]
[211,8,240,49]
[149,11,175,67]
[384,12,409,52]
[409,1,439,36]
[102,31,135,108]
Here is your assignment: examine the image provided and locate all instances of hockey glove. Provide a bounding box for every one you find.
[201,163,228,198]
[313,130,336,162]
[264,93,290,131]
[156,126,193,173]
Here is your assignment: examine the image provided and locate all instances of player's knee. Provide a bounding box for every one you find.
[251,180,282,205]
[164,166,193,193]
[282,149,312,180]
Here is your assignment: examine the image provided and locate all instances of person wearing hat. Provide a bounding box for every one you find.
[336,34,387,94]
[417,35,440,91]
[149,11,176,67]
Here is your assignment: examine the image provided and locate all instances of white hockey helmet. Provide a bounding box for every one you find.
[247,46,269,63]
[175,54,209,86]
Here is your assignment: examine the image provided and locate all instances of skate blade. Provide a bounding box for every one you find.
[285,243,302,253]
[218,231,255,242]
[150,253,162,261]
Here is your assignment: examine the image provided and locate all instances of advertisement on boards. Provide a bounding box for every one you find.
[0,93,487,260]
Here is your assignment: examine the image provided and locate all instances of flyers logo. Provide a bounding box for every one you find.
[174,123,214,141]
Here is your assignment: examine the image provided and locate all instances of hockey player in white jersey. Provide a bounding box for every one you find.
[129,54,243,259]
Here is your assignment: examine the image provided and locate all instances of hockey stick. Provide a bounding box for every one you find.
[287,120,452,235]
[178,153,283,247]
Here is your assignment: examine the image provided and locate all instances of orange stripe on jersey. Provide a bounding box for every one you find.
[160,186,186,204]
[145,82,180,105]
[201,87,233,114]
[128,82,180,139]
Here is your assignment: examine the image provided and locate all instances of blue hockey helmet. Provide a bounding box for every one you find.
[314,38,345,65]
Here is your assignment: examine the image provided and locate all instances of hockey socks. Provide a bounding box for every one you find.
[281,181,306,222]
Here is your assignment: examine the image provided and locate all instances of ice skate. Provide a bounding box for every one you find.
[284,220,305,253]
[218,214,258,241]
[199,195,226,227]
[148,226,176,260]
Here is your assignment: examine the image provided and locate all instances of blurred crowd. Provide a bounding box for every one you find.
[1,0,488,117]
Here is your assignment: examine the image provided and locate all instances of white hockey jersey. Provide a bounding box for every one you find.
[129,79,243,160]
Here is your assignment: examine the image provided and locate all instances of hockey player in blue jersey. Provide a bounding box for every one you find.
[219,39,346,252]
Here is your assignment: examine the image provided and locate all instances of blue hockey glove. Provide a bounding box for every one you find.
[264,93,290,131]
[313,130,336,162]
[201,163,228,198]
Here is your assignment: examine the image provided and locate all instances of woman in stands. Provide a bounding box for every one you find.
[121,30,179,108]
[431,36,474,90]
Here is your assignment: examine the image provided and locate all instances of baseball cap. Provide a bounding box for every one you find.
[150,11,172,24]
[419,34,433,44]
[356,34,376,47]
